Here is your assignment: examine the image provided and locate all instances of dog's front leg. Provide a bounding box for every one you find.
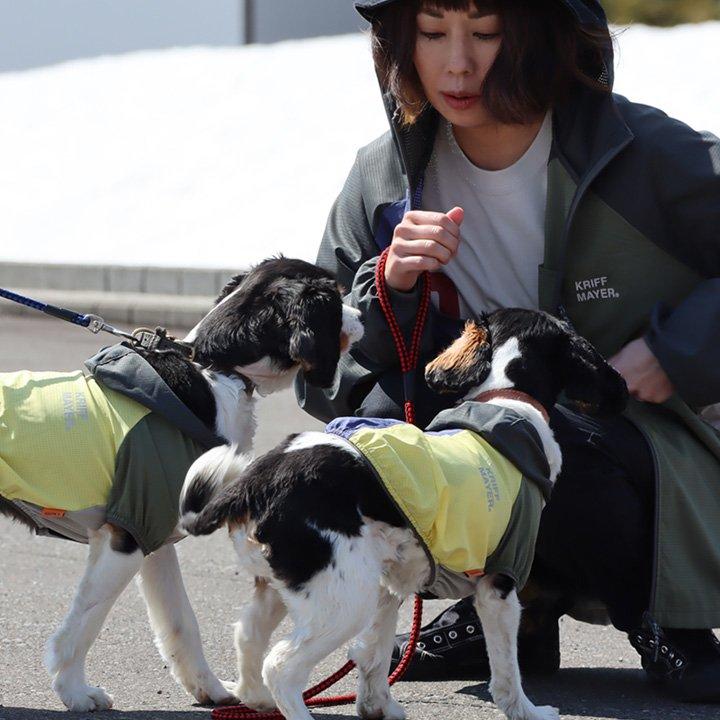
[348,587,405,720]
[45,525,142,711]
[137,543,234,706]
[474,575,559,720]
[230,577,286,710]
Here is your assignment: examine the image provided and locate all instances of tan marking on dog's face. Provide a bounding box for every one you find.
[426,321,488,375]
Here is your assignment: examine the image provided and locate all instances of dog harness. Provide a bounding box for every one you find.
[0,344,223,553]
[327,403,553,597]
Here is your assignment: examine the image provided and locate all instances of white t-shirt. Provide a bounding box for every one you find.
[421,112,552,319]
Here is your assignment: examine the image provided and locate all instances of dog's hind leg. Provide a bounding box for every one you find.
[45,525,142,712]
[348,586,405,720]
[137,543,234,706]
[474,574,559,720]
[262,533,380,720]
[230,577,286,710]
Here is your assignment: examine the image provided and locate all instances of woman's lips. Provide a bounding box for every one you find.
[441,92,480,110]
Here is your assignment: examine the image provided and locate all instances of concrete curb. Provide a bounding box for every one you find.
[0,261,240,327]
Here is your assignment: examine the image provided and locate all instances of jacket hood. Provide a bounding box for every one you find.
[355,0,608,27]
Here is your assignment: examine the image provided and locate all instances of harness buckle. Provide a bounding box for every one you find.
[131,326,195,360]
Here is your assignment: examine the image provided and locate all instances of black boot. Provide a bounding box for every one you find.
[630,614,720,703]
[390,596,560,681]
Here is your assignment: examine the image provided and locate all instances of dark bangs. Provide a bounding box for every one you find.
[370,0,612,125]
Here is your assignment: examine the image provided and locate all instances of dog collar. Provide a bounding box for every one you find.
[472,389,550,423]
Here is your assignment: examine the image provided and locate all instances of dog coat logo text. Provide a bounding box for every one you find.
[62,391,89,430]
[480,467,500,511]
[574,276,620,303]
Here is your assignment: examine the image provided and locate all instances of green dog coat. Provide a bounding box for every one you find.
[0,344,223,554]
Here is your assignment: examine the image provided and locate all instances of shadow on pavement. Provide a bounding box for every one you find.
[0,709,357,720]
[458,666,719,719]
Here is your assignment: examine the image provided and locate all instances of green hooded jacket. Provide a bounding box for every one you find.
[297,0,720,627]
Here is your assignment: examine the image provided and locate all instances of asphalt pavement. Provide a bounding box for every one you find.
[0,315,717,720]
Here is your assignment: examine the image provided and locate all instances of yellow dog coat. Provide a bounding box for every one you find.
[327,404,552,598]
[1,344,223,553]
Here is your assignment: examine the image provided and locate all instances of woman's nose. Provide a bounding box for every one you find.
[446,38,474,75]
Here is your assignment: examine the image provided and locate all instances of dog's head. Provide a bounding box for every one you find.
[425,308,627,415]
[189,258,363,393]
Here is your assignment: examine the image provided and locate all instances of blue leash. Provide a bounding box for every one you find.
[1,286,139,341]
[0,286,195,356]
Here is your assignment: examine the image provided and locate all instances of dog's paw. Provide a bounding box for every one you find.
[57,684,114,712]
[220,679,241,697]
[500,701,559,720]
[176,671,235,706]
[235,682,276,711]
[526,706,559,720]
[358,696,406,720]
[191,680,236,706]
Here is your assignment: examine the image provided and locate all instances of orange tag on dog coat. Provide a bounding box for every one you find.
[464,569,485,578]
[41,508,66,518]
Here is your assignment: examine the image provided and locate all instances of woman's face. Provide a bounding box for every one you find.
[413,4,502,128]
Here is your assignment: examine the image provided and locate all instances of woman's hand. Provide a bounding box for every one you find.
[609,338,674,403]
[384,206,464,291]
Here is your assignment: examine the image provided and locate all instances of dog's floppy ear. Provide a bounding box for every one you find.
[425,319,492,396]
[288,281,342,388]
[562,331,628,414]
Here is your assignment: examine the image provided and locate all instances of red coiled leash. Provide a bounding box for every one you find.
[213,249,431,720]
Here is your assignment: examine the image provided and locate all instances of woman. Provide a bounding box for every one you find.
[296,0,720,701]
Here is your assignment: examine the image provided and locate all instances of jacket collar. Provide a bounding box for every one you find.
[552,85,634,184]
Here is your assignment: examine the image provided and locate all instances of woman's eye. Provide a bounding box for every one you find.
[419,31,444,40]
[474,32,500,41]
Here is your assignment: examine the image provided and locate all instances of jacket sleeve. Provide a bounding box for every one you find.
[643,123,720,406]
[296,153,434,422]
[645,281,720,408]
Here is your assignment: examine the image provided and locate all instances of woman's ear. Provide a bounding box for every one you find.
[425,319,492,396]
[562,332,629,414]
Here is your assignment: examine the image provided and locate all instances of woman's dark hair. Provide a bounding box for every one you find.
[371,0,612,125]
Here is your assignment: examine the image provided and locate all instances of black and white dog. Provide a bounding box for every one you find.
[180,308,627,720]
[0,257,363,712]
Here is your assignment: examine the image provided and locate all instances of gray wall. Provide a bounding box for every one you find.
[0,0,365,73]
[251,0,363,44]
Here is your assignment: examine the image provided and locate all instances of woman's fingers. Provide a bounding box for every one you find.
[395,224,460,259]
[384,206,464,291]
[390,254,443,274]
[446,206,465,226]
[392,234,455,263]
[403,210,462,238]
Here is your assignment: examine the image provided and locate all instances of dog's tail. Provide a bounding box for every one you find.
[179,445,252,536]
